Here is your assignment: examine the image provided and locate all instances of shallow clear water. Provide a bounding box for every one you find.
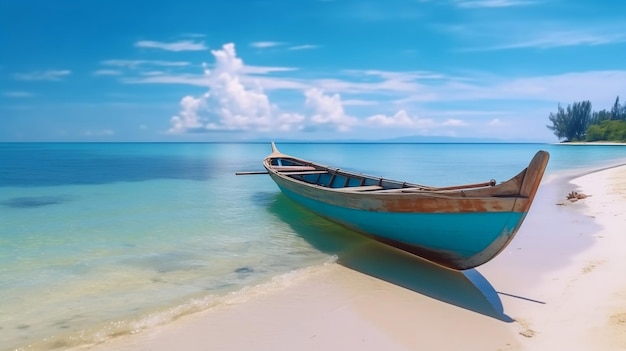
[1,142,625,350]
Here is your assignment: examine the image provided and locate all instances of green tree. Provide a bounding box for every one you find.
[590,109,611,125]
[547,101,591,141]
[611,96,622,120]
[569,101,592,140]
[547,104,568,140]
[585,124,606,141]
[605,120,626,141]
[585,120,626,142]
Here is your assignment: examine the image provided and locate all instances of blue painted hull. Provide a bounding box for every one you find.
[274,179,526,270]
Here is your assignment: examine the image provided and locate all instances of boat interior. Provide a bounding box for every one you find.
[267,157,499,194]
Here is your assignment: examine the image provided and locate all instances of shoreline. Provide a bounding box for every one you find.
[69,165,626,351]
[553,141,626,146]
[502,164,626,349]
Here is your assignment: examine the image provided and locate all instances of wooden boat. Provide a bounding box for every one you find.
[243,142,549,271]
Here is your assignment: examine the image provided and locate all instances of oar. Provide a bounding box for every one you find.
[235,171,269,175]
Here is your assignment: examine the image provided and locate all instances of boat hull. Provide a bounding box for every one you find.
[270,172,527,270]
[255,142,549,270]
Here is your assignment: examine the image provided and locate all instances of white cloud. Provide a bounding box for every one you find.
[123,62,444,97]
[93,69,122,76]
[167,43,368,135]
[168,43,306,134]
[487,118,506,126]
[394,70,626,108]
[310,70,449,96]
[248,76,310,91]
[367,110,417,127]
[135,40,207,51]
[125,74,209,87]
[453,20,626,52]
[364,111,470,131]
[305,88,357,131]
[101,60,190,68]
[276,113,306,132]
[289,44,320,51]
[366,110,436,128]
[169,95,208,133]
[442,118,468,127]
[124,66,303,89]
[250,41,284,49]
[358,70,447,81]
[249,42,318,51]
[141,71,166,76]
[461,70,626,104]
[14,70,71,81]
[342,99,378,106]
[242,66,298,75]
[476,30,626,51]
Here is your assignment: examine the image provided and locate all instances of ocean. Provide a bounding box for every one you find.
[1,142,625,350]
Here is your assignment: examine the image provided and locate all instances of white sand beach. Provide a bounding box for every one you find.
[75,165,626,351]
[501,165,626,350]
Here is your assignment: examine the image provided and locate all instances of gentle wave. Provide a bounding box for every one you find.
[17,258,338,351]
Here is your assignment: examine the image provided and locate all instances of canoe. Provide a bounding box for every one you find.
[258,142,549,270]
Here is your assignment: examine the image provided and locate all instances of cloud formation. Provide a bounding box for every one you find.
[168,43,371,135]
[134,40,207,51]
[367,110,436,128]
[305,88,356,131]
[167,43,482,136]
[168,43,306,134]
[14,70,71,81]
[250,42,320,51]
[101,60,190,68]
[474,30,626,51]
[250,41,284,49]
[93,69,122,76]
[289,44,320,51]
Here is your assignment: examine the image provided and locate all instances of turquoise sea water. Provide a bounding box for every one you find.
[1,142,626,350]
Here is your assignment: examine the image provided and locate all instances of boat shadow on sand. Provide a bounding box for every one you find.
[263,192,514,323]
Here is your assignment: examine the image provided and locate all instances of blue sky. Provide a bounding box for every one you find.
[1,0,625,142]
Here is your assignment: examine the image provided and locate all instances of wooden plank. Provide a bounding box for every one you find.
[235,171,268,175]
[333,185,384,192]
[372,187,430,193]
[374,180,495,193]
[282,171,328,175]
[272,166,316,171]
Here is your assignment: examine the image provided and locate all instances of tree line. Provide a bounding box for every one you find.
[546,96,626,142]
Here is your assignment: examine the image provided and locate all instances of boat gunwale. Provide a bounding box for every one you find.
[263,155,525,200]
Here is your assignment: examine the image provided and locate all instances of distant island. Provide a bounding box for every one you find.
[547,96,626,142]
